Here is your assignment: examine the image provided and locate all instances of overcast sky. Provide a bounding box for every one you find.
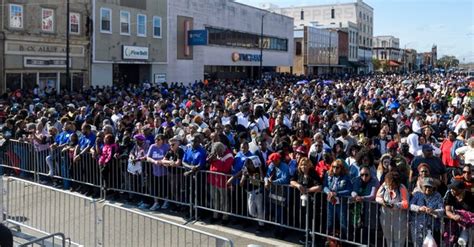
[236,0,474,63]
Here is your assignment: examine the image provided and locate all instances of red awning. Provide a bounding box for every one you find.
[389,61,401,66]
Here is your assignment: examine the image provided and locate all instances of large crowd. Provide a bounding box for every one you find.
[0,72,473,246]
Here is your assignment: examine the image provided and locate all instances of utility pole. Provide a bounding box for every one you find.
[259,13,266,83]
[66,0,71,92]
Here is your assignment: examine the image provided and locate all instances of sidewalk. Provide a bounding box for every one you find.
[115,201,301,247]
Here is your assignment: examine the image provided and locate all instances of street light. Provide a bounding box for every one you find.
[328,30,331,74]
[259,13,267,83]
[66,0,70,91]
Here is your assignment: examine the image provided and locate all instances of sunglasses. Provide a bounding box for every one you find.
[360,173,370,177]
[463,171,471,174]
[420,170,429,173]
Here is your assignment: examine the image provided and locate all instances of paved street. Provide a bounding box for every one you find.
[2,177,298,247]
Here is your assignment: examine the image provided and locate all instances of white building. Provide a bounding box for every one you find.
[272,0,373,73]
[372,35,401,61]
[372,35,402,71]
[167,0,294,84]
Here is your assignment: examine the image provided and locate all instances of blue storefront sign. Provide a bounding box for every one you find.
[188,30,208,46]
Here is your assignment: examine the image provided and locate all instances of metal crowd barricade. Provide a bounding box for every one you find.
[42,147,103,192]
[3,140,37,178]
[310,195,417,247]
[18,232,67,247]
[309,195,474,247]
[106,160,194,213]
[194,170,310,233]
[2,140,103,193]
[1,176,99,246]
[100,203,234,247]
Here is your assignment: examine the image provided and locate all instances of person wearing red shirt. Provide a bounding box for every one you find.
[440,131,459,168]
[207,142,234,223]
[315,153,333,181]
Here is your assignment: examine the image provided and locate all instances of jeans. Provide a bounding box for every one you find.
[327,201,348,239]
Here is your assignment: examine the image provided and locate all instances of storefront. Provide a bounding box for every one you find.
[4,41,88,93]
[91,0,168,87]
[111,46,152,86]
[168,0,293,84]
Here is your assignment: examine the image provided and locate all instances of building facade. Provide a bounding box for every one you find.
[420,45,437,70]
[402,48,417,72]
[289,26,339,75]
[372,35,402,71]
[1,0,90,94]
[91,0,167,87]
[167,0,293,83]
[273,0,373,73]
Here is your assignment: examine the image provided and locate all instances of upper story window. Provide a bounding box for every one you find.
[70,13,80,34]
[153,16,162,38]
[42,8,54,32]
[137,14,146,37]
[100,8,112,33]
[331,9,335,19]
[9,4,23,28]
[120,11,130,35]
[300,10,304,20]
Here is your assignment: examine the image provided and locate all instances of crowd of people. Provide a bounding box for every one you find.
[0,72,473,246]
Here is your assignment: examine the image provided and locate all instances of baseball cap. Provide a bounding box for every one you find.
[387,141,399,150]
[421,144,433,151]
[448,180,465,190]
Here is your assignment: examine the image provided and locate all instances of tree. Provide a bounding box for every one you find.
[437,55,459,69]
[372,58,382,71]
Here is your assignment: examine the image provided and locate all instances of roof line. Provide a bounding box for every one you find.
[278,0,374,11]
[230,1,295,20]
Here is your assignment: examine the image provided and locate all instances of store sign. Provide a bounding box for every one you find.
[123,46,149,60]
[188,30,208,45]
[24,57,71,68]
[231,52,261,62]
[154,73,166,83]
[5,41,85,57]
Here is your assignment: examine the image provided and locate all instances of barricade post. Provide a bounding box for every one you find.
[101,202,233,247]
[2,176,99,246]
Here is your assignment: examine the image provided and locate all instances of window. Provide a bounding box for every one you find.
[206,27,288,51]
[42,9,54,32]
[331,8,335,19]
[137,14,146,36]
[120,11,130,35]
[153,16,161,38]
[70,13,80,34]
[296,41,302,55]
[9,4,23,28]
[100,8,112,33]
[300,10,304,20]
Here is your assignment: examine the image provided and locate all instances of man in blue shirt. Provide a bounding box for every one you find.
[183,133,207,175]
[70,124,96,192]
[265,153,290,186]
[76,124,96,160]
[264,153,290,238]
[46,121,74,188]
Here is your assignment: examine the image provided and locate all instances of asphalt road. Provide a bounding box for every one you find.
[2,177,299,247]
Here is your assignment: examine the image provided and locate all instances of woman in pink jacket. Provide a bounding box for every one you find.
[98,134,118,189]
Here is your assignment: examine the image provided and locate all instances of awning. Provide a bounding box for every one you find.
[389,60,401,66]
